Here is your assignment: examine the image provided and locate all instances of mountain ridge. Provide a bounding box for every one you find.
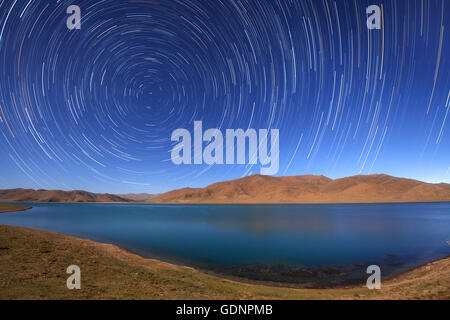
[0,188,130,203]
[1,174,449,203]
[148,174,450,204]
[118,193,156,201]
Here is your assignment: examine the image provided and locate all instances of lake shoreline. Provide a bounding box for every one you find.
[113,246,450,290]
[0,218,449,292]
[0,224,448,299]
[2,200,450,204]
[1,203,449,290]
[0,204,32,214]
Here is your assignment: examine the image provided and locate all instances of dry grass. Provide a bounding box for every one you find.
[0,224,448,300]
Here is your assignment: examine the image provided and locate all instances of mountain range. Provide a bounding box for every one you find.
[1,174,449,203]
[148,174,450,203]
[0,189,129,203]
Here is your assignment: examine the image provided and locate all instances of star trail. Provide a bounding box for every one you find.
[0,0,448,193]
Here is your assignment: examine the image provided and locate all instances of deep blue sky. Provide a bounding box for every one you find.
[0,0,449,194]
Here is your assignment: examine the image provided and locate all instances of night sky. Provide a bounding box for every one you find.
[0,0,448,193]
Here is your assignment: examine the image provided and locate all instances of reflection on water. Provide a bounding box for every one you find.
[0,202,448,286]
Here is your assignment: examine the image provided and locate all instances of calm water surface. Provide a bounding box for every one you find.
[0,202,449,285]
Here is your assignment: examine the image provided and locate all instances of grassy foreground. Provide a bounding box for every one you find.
[0,205,448,299]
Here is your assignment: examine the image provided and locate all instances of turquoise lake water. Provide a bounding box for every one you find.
[0,202,449,286]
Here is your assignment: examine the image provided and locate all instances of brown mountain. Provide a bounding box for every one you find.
[148,174,450,204]
[0,188,130,203]
[118,193,156,201]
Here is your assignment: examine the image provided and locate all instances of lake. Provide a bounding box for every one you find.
[0,202,449,287]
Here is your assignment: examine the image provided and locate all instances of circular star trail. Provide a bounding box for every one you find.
[0,0,449,193]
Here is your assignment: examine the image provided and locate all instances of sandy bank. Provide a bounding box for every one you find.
[0,204,31,214]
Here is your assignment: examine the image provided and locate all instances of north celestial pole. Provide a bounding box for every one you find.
[0,0,448,193]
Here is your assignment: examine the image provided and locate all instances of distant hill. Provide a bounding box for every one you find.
[0,188,130,203]
[148,174,450,204]
[118,193,156,201]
